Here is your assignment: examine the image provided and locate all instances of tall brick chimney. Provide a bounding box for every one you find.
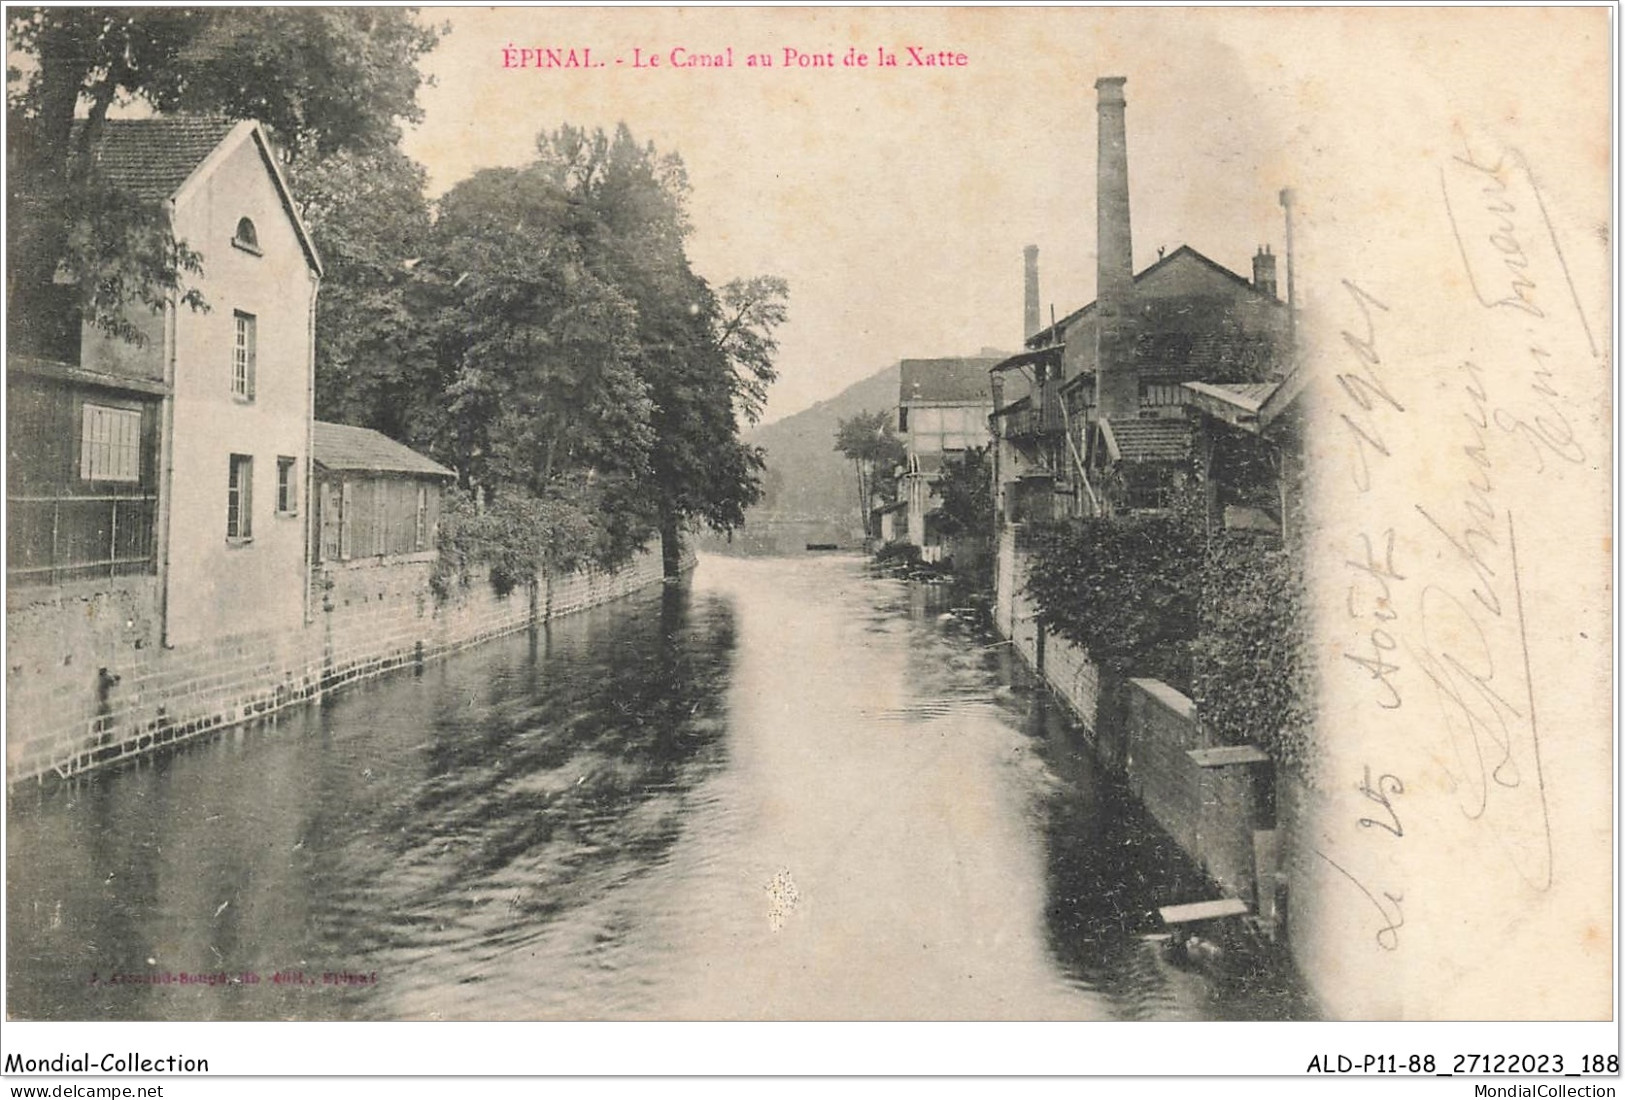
[1023,245,1041,342]
[1094,76,1138,420]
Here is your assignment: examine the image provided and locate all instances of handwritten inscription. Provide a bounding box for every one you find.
[1343,528,1405,709]
[1441,136,1589,478]
[1333,280,1403,494]
[1326,278,1410,951]
[1357,767,1405,838]
[1321,128,1594,953]
[1442,136,1544,318]
[1316,849,1404,952]
[1407,131,1593,892]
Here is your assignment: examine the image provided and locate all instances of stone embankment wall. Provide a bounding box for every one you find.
[6,547,688,785]
[992,527,1272,905]
[1122,677,1268,905]
[994,526,1102,743]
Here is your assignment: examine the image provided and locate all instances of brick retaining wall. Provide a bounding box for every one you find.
[6,547,687,784]
[1123,677,1263,903]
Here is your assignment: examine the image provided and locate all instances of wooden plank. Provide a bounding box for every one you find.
[1158,898,1250,925]
[1187,744,1272,768]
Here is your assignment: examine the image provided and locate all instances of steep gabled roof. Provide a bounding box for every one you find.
[313,421,455,479]
[75,116,323,276]
[899,357,1005,404]
[77,116,239,201]
[1026,245,1277,348]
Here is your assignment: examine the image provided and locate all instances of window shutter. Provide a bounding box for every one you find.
[241,457,253,538]
[79,404,96,480]
[339,480,352,560]
[318,482,334,562]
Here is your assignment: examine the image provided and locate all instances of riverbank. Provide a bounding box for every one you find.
[6,546,694,786]
[990,525,1321,1012]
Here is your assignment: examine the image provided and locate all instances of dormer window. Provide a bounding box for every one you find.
[232,217,261,255]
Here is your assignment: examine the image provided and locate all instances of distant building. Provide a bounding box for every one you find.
[894,356,1005,560]
[872,498,908,546]
[8,117,323,652]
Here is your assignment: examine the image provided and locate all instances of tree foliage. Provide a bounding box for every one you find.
[6,7,443,340]
[288,145,436,437]
[715,275,789,426]
[834,409,907,534]
[1191,532,1316,777]
[432,486,603,600]
[1025,511,1203,685]
[316,122,788,577]
[529,123,789,571]
[933,445,992,540]
[422,163,654,499]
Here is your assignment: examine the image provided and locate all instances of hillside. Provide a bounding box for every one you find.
[747,362,904,528]
[741,347,1016,541]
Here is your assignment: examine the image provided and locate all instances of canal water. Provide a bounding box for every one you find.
[7,553,1311,1021]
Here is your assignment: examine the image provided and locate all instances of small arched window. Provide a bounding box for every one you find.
[233,217,261,254]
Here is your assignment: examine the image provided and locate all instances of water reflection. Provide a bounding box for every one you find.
[8,554,1308,1020]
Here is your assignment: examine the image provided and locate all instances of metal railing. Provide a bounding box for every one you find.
[7,494,158,585]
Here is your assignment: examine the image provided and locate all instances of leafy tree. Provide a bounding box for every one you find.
[1025,511,1203,685]
[6,7,443,342]
[420,163,654,504]
[714,274,789,425]
[834,409,907,536]
[533,123,789,576]
[287,145,437,438]
[933,445,993,540]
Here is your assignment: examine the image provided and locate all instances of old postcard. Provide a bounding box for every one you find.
[2,3,1614,1080]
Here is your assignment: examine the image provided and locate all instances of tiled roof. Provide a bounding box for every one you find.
[74,117,240,201]
[1101,417,1194,463]
[71,116,323,275]
[899,357,1006,404]
[313,421,455,479]
[1132,330,1281,383]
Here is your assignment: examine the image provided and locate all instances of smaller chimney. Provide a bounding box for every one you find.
[1280,187,1298,349]
[1252,245,1278,299]
[1023,245,1041,341]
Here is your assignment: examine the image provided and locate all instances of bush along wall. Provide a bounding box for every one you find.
[1024,510,1202,691]
[1024,497,1314,782]
[1191,530,1316,780]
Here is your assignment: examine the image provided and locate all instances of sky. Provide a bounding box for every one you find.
[399,8,1306,425]
[386,7,1607,429]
